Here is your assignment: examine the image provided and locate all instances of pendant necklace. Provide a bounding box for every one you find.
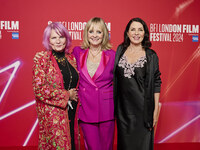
[53,53,72,90]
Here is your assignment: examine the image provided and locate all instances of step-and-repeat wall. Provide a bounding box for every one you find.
[0,0,199,146]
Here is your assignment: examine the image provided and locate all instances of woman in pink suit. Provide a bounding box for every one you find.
[72,17,115,150]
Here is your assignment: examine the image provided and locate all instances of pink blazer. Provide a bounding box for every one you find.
[72,46,115,123]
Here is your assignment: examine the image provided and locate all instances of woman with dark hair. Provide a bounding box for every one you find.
[32,22,80,150]
[113,18,162,150]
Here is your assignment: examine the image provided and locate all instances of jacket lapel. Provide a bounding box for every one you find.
[92,50,109,81]
[66,53,78,73]
[50,51,65,89]
[114,45,125,73]
[145,49,151,87]
[80,49,97,87]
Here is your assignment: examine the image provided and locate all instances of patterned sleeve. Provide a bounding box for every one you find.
[68,53,77,70]
[32,53,69,108]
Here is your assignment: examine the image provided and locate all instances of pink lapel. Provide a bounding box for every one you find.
[92,50,110,81]
[80,49,97,87]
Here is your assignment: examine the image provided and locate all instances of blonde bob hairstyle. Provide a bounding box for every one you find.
[81,17,112,50]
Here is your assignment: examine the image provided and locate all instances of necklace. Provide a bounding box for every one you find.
[89,47,102,59]
[53,53,72,90]
[53,53,67,67]
[65,59,72,90]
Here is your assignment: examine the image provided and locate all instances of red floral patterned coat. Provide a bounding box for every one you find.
[32,51,80,150]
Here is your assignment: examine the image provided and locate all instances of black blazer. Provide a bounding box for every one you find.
[113,45,162,128]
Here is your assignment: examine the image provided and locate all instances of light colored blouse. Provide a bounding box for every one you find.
[87,59,100,78]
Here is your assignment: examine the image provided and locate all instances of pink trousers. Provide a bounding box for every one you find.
[80,120,115,150]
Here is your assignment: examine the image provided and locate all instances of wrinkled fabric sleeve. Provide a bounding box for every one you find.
[154,54,162,93]
[32,54,69,108]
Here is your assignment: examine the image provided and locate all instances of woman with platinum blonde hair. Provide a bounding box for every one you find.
[72,17,115,150]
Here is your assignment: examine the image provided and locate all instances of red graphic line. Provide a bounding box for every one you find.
[158,114,200,143]
[161,45,200,99]
[170,0,194,20]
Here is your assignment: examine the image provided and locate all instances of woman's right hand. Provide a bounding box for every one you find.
[33,51,45,62]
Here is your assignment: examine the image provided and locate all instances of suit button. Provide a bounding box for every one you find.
[80,103,82,106]
[95,88,98,91]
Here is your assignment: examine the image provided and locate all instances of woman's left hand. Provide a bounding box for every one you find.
[153,93,160,127]
[69,88,78,101]
[33,51,45,62]
[153,109,158,127]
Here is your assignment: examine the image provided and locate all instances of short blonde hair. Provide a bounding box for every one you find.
[81,17,112,50]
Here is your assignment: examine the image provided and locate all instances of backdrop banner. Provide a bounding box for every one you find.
[0,0,199,146]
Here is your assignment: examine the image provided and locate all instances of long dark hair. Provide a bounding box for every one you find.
[121,17,152,50]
